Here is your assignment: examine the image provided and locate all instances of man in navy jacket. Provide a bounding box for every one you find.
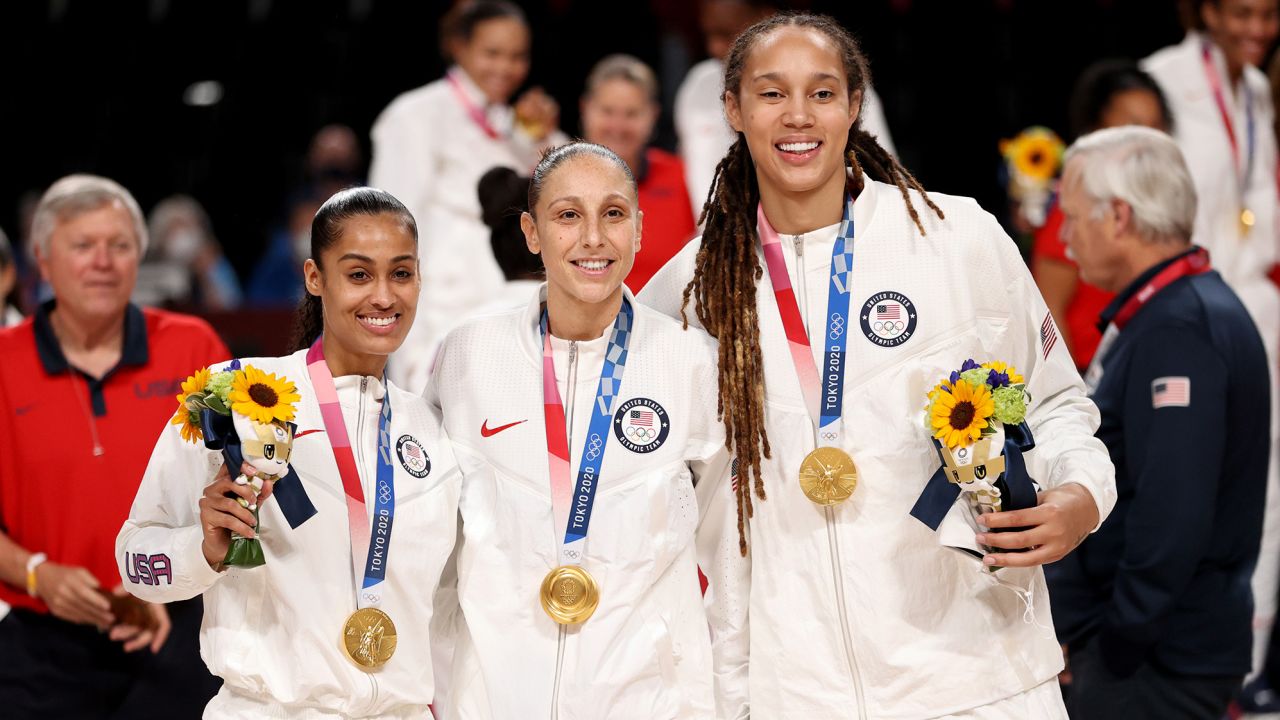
[1046,126,1270,718]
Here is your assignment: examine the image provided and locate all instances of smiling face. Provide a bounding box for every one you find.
[1204,0,1280,74]
[37,201,140,325]
[725,26,859,202]
[452,16,531,104]
[580,78,659,170]
[303,213,419,372]
[521,153,641,317]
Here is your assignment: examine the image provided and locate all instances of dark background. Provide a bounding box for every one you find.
[1,0,1190,280]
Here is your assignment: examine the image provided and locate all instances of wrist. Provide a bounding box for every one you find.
[25,552,48,597]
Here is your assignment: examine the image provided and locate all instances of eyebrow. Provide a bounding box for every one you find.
[548,193,633,206]
[752,71,842,84]
[336,253,416,263]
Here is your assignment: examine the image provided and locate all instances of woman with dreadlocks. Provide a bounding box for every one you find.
[639,14,1117,719]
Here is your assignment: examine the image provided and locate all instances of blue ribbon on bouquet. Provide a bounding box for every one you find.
[199,410,317,530]
[909,422,1038,531]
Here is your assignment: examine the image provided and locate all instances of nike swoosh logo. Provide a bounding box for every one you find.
[480,419,527,437]
[294,429,325,439]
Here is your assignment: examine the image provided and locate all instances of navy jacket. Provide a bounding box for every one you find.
[1047,247,1270,678]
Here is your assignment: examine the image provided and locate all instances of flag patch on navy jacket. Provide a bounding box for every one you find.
[1152,377,1191,408]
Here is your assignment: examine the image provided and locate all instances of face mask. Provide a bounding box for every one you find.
[165,229,203,265]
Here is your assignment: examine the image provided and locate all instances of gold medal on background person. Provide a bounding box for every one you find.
[342,607,398,670]
[540,565,601,625]
[799,446,859,506]
[1241,207,1256,237]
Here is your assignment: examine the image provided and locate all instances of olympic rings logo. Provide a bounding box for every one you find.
[625,426,657,442]
[378,480,393,504]
[362,591,381,604]
[564,548,580,559]
[585,434,603,461]
[820,432,838,441]
[829,314,845,340]
[872,320,906,334]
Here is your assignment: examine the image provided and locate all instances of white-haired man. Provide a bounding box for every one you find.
[1047,126,1270,717]
[0,175,227,717]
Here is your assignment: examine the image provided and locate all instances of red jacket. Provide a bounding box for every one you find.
[627,148,697,292]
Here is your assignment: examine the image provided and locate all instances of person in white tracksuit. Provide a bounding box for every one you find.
[639,15,1117,719]
[370,0,567,395]
[1142,1,1280,674]
[116,188,461,718]
[428,142,739,719]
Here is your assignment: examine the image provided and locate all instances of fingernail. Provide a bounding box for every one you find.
[975,534,987,544]
[983,555,997,566]
[249,504,257,511]
[235,477,248,485]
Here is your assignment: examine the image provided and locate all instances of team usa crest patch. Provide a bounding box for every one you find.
[860,291,917,347]
[613,398,670,453]
[396,435,431,478]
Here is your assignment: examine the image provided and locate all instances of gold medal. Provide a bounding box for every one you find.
[1241,208,1257,236]
[341,607,397,670]
[540,565,600,625]
[799,446,858,506]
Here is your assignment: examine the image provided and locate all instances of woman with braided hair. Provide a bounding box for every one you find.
[640,13,1117,719]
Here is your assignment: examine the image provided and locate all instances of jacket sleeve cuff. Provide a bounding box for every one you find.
[1097,629,1148,679]
[175,525,224,594]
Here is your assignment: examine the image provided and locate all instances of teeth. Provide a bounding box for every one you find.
[575,259,610,271]
[778,142,820,153]
[361,316,396,327]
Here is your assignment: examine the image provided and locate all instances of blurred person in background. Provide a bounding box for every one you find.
[1143,0,1280,685]
[673,0,896,216]
[0,174,226,717]
[1031,60,1172,371]
[1049,126,1269,720]
[372,0,566,394]
[247,124,365,308]
[137,195,242,311]
[0,227,22,326]
[581,54,695,292]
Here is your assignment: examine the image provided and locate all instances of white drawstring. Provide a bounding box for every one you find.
[979,565,1056,640]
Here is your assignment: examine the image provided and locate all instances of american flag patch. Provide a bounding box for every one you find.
[876,304,900,320]
[630,409,654,427]
[1152,376,1191,408]
[730,457,740,493]
[1040,312,1059,359]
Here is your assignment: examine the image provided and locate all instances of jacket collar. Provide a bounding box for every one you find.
[518,282,641,369]
[1097,246,1200,330]
[34,299,149,375]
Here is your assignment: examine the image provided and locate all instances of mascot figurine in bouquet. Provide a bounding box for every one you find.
[171,361,301,566]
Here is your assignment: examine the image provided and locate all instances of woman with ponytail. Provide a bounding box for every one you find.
[119,188,461,718]
[639,14,1116,718]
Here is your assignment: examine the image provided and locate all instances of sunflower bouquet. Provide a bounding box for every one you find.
[912,359,1038,563]
[1000,126,1064,229]
[172,360,301,567]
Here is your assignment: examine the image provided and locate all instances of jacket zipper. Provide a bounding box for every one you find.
[550,341,578,720]
[793,234,868,718]
[355,377,381,716]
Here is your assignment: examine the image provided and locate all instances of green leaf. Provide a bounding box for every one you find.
[205,395,229,415]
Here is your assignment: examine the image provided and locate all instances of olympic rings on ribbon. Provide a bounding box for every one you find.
[585,434,604,461]
[829,314,845,340]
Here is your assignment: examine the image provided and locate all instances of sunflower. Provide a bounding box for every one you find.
[171,367,211,443]
[930,378,994,449]
[229,366,300,425]
[1000,126,1064,183]
[981,360,1025,385]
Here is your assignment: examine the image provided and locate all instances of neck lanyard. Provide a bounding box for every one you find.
[1088,248,1211,389]
[447,68,502,141]
[306,339,396,608]
[540,300,634,566]
[1202,41,1256,202]
[757,196,856,447]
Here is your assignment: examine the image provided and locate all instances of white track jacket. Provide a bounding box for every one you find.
[639,176,1117,719]
[428,286,738,720]
[117,350,461,718]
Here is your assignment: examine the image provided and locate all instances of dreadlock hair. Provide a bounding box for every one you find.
[684,13,945,555]
[289,187,418,352]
